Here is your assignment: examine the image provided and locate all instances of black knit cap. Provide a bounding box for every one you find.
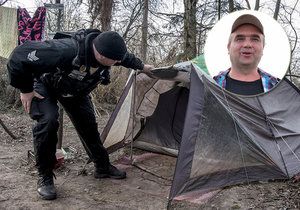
[93,31,127,61]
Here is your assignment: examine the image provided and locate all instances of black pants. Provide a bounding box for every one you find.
[30,81,110,174]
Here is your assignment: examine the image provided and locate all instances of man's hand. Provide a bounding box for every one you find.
[139,64,155,78]
[20,91,44,113]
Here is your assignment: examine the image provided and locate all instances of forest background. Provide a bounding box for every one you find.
[1,0,300,109]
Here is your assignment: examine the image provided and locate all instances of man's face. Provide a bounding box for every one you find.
[93,44,121,66]
[227,24,264,70]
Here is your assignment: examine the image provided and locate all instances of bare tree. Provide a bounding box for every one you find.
[254,0,260,10]
[244,0,251,9]
[0,0,8,6]
[140,0,149,62]
[87,0,102,28]
[100,0,113,31]
[183,0,198,60]
[278,0,300,82]
[121,1,143,40]
[228,0,234,12]
[196,0,216,54]
[87,0,113,31]
[43,0,85,34]
[217,0,221,20]
[273,0,281,20]
[63,0,88,30]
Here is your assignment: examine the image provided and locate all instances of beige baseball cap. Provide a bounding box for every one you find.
[231,14,264,35]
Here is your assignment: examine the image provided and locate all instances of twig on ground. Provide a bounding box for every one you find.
[132,162,172,182]
[0,118,18,139]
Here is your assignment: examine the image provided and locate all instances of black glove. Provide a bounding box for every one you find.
[99,69,110,85]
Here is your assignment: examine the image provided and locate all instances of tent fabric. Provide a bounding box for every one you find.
[101,72,187,153]
[0,6,18,58]
[169,68,294,200]
[135,86,189,151]
[191,54,209,75]
[206,77,300,177]
[101,56,300,203]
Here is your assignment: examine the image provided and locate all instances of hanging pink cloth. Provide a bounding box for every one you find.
[17,7,46,45]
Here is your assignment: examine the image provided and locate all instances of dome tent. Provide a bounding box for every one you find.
[100,55,300,207]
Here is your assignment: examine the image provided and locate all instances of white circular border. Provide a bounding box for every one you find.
[204,10,291,79]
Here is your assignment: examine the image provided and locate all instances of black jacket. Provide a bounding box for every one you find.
[7,32,144,96]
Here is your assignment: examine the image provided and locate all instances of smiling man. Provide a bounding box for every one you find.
[213,14,279,95]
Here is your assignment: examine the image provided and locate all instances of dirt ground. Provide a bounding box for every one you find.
[0,109,300,210]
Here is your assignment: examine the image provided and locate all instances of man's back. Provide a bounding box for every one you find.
[7,38,77,93]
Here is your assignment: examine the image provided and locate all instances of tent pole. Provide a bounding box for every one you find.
[130,70,137,162]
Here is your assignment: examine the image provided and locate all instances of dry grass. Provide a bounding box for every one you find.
[91,66,130,104]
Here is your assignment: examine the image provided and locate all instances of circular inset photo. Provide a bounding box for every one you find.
[204,10,290,96]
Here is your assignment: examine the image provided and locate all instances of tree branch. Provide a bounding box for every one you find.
[285,74,300,78]
[0,118,18,140]
[0,0,9,6]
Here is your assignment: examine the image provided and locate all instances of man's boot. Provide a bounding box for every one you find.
[94,164,126,179]
[37,172,57,200]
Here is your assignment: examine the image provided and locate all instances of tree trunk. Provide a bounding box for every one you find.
[254,0,260,10]
[244,0,251,9]
[228,0,234,12]
[140,0,149,62]
[0,0,8,6]
[183,0,198,60]
[273,0,281,20]
[100,0,113,31]
[217,0,221,20]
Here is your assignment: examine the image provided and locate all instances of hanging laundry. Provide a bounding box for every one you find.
[18,7,46,45]
[0,7,18,58]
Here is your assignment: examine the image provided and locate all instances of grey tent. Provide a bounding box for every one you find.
[100,57,300,204]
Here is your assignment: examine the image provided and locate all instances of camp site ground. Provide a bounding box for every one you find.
[0,110,299,209]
